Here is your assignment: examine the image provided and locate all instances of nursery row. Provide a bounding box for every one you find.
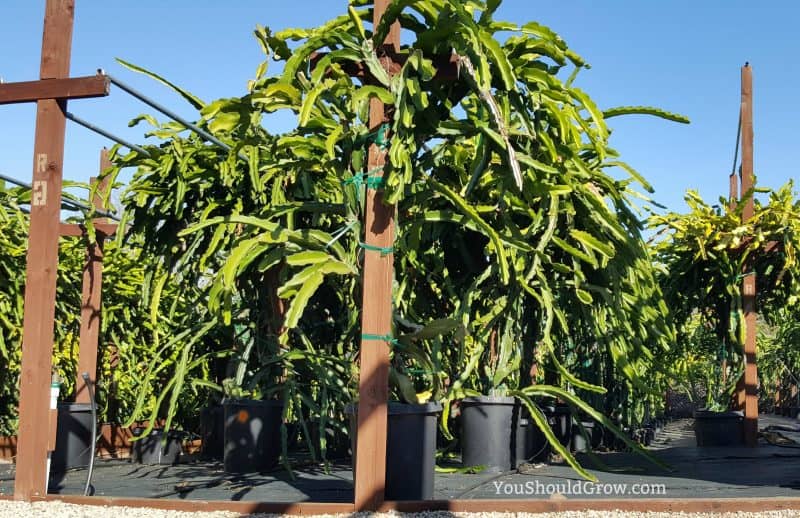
[3,0,800,486]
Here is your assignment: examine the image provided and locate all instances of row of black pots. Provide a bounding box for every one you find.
[51,402,187,472]
[773,406,800,418]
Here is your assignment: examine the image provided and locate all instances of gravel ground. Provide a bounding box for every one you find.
[1,502,800,518]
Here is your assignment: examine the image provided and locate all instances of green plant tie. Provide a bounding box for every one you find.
[358,122,390,150]
[341,167,386,190]
[361,333,399,346]
[737,271,755,280]
[359,242,393,256]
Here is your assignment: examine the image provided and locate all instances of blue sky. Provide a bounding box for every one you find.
[1,1,798,213]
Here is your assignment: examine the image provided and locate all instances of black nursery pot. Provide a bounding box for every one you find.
[200,405,225,460]
[132,428,183,465]
[51,403,93,473]
[789,406,800,419]
[461,396,527,472]
[571,421,598,453]
[223,399,283,473]
[348,402,441,501]
[693,409,744,446]
[543,405,573,450]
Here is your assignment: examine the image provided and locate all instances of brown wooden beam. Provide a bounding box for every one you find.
[59,222,118,237]
[74,158,111,404]
[737,63,758,447]
[0,75,109,105]
[1,495,797,515]
[14,0,75,501]
[353,0,400,511]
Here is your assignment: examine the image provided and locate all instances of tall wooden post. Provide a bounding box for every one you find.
[14,0,75,499]
[738,63,758,447]
[74,151,111,403]
[354,0,400,510]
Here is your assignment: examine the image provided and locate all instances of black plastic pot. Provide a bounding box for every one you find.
[348,402,441,500]
[132,428,183,465]
[200,405,224,460]
[223,399,283,473]
[543,405,572,449]
[789,407,800,419]
[461,396,527,472]
[525,418,551,461]
[571,421,598,453]
[693,410,744,446]
[51,403,93,473]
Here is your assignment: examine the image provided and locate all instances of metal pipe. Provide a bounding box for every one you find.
[0,171,120,221]
[105,72,246,160]
[81,372,97,497]
[66,112,151,157]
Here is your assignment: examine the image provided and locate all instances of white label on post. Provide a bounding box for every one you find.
[32,181,47,206]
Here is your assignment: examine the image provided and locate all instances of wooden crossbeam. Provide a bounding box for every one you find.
[59,222,118,237]
[0,75,109,105]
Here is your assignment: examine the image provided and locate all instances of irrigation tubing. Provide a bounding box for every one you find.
[105,71,247,161]
[82,372,97,497]
[0,171,120,221]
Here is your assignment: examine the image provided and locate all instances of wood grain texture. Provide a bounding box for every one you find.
[14,0,75,500]
[738,64,759,447]
[0,75,108,105]
[74,153,112,404]
[353,0,400,511]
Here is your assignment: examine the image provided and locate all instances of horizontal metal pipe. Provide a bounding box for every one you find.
[105,72,246,160]
[0,171,120,221]
[66,112,151,157]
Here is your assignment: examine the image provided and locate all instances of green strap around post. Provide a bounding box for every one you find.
[342,166,387,190]
[355,122,391,150]
[359,242,394,256]
[361,333,399,346]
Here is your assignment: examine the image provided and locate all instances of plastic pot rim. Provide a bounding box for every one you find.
[345,401,443,415]
[462,395,517,406]
[694,409,744,419]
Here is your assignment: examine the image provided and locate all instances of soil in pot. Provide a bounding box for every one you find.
[461,396,526,472]
[223,399,283,473]
[693,409,744,446]
[51,402,93,473]
[132,428,183,465]
[200,404,224,460]
[348,402,441,500]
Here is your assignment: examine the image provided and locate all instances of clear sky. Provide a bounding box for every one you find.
[1,1,798,214]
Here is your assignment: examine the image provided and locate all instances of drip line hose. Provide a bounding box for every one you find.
[81,373,97,496]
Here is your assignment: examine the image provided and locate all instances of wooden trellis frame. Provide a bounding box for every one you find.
[0,0,110,499]
[3,0,799,513]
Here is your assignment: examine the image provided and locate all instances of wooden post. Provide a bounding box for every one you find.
[14,0,75,499]
[74,150,111,403]
[738,63,759,447]
[354,0,400,510]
